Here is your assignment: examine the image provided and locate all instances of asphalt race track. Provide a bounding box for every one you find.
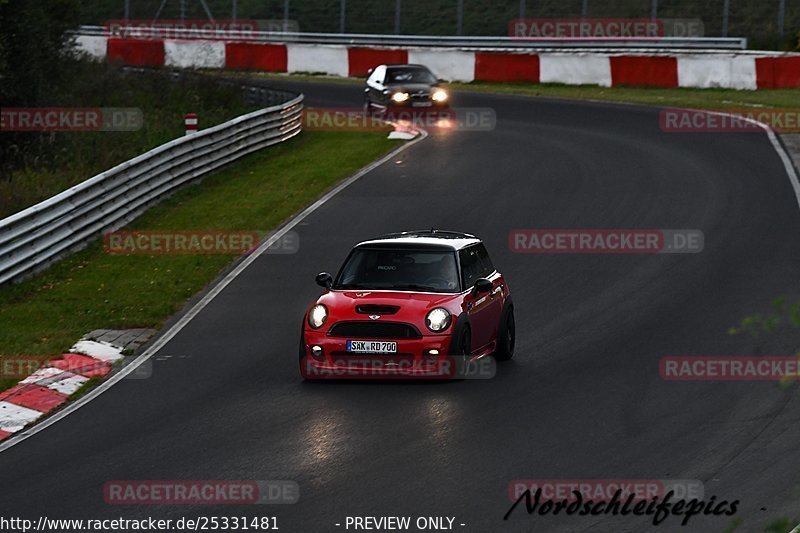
[2,79,799,532]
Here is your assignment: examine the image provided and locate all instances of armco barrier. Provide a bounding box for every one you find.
[77,26,748,50]
[0,91,303,286]
[78,34,800,90]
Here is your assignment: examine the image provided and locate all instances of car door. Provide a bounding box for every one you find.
[460,244,499,352]
[475,243,504,341]
[365,65,386,108]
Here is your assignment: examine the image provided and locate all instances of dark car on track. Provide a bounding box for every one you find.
[300,230,514,379]
[363,64,449,115]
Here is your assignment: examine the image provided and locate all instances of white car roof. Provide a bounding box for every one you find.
[356,231,480,251]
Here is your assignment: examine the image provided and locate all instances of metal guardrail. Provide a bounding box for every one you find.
[75,25,748,50]
[0,91,303,286]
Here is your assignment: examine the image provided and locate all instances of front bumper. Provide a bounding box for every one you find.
[300,329,457,379]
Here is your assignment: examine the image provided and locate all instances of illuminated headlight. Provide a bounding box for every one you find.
[431,89,448,102]
[425,307,452,332]
[308,304,328,329]
[391,92,409,103]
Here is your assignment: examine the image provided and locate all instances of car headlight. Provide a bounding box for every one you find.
[425,307,452,332]
[431,89,448,102]
[308,304,328,329]
[391,92,409,103]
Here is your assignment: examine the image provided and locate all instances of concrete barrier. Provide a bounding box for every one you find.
[165,40,226,69]
[540,53,612,86]
[79,37,800,90]
[677,54,757,90]
[407,49,476,82]
[287,43,349,76]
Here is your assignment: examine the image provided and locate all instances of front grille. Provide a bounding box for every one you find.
[328,321,422,339]
[411,91,431,101]
[355,304,400,315]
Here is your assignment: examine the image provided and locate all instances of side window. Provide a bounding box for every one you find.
[459,246,482,289]
[475,244,495,278]
[368,65,386,86]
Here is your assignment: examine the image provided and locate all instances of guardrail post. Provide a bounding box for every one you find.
[650,0,658,19]
[456,0,463,35]
[778,0,786,37]
[185,113,198,135]
[519,0,526,19]
[339,0,346,34]
[394,0,401,34]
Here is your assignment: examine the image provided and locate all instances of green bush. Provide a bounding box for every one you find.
[0,62,254,218]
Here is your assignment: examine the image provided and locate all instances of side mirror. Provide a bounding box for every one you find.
[315,272,333,289]
[472,278,492,295]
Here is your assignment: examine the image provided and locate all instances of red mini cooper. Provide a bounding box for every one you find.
[300,230,514,379]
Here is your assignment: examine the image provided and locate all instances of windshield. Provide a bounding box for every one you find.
[334,248,459,293]
[385,67,437,85]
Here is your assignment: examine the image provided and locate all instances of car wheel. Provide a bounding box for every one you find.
[494,306,515,361]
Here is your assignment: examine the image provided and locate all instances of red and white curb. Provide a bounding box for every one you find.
[0,340,122,441]
[76,35,800,90]
[387,120,420,140]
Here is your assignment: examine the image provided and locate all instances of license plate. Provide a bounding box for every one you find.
[411,101,432,107]
[347,340,397,353]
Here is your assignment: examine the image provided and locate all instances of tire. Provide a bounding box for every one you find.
[494,306,515,361]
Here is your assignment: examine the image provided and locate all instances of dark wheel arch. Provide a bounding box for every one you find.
[494,297,515,361]
[449,312,471,355]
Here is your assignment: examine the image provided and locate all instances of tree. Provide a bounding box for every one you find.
[0,0,80,105]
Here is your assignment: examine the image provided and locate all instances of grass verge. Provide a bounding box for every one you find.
[0,130,398,384]
[448,82,800,110]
